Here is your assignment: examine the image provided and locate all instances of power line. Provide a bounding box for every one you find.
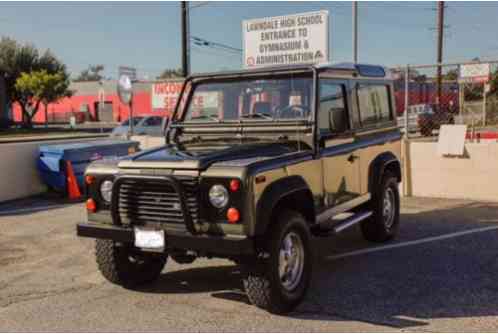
[189,2,211,10]
[190,36,242,54]
[191,45,241,61]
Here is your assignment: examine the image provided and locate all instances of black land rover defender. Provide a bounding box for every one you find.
[77,63,402,314]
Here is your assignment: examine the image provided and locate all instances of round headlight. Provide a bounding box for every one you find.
[209,184,229,208]
[100,180,114,202]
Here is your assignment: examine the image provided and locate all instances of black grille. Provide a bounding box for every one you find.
[116,176,199,227]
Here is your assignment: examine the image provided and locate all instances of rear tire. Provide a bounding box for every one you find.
[361,172,400,243]
[243,210,312,314]
[95,240,167,287]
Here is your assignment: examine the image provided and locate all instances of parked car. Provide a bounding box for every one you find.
[111,116,168,137]
[78,63,402,314]
[397,103,454,136]
[417,104,455,136]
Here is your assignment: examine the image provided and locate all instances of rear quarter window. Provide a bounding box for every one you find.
[357,84,392,127]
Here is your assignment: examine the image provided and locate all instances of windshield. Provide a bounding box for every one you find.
[122,117,144,126]
[180,74,313,122]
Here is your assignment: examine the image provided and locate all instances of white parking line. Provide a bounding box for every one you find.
[327,225,498,260]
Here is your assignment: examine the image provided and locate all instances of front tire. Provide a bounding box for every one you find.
[243,210,312,314]
[361,172,400,242]
[95,240,167,287]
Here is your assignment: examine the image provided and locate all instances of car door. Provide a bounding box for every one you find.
[318,78,362,211]
[353,82,398,194]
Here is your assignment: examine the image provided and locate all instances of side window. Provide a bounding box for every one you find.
[318,81,349,134]
[357,84,392,126]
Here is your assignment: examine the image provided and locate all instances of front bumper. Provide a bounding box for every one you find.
[77,222,255,256]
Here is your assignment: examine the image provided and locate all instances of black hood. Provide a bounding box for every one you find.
[118,141,298,170]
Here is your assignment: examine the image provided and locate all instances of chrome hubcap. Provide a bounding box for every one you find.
[278,231,304,291]
[383,187,395,229]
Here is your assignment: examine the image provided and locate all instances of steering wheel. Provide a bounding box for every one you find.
[276,105,310,119]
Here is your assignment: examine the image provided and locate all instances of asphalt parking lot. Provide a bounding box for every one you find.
[1,196,498,332]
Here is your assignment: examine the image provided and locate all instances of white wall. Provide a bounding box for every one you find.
[3,134,497,203]
[0,137,104,202]
[0,135,164,203]
[404,140,498,202]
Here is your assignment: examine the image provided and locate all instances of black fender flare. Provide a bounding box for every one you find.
[368,152,402,195]
[254,175,315,236]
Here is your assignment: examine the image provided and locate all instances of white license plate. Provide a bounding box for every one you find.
[134,228,165,249]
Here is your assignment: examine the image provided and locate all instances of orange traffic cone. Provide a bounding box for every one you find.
[66,160,82,200]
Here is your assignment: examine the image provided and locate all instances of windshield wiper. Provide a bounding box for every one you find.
[240,113,273,120]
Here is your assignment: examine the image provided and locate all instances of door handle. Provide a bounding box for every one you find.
[347,154,359,163]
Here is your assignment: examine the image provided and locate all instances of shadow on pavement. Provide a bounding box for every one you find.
[138,265,246,297]
[297,201,498,328]
[137,201,498,329]
[0,193,81,217]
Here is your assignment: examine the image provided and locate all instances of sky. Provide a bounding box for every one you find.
[1,1,497,80]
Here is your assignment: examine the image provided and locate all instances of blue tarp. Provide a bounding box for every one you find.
[37,139,139,193]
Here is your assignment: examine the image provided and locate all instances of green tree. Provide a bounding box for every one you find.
[74,64,105,82]
[0,36,69,126]
[487,68,498,96]
[391,67,427,83]
[157,68,183,79]
[444,68,459,81]
[15,70,72,127]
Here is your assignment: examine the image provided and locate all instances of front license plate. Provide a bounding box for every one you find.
[134,228,165,249]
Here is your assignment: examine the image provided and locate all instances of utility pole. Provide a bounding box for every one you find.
[180,1,189,77]
[352,1,358,64]
[436,1,445,106]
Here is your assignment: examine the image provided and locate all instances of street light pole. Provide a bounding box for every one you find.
[352,1,358,64]
[181,1,190,77]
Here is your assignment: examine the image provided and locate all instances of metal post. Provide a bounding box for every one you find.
[44,103,48,128]
[471,105,475,142]
[98,83,104,134]
[352,1,358,64]
[482,84,487,127]
[129,100,133,138]
[404,65,410,138]
[458,66,464,117]
[181,1,190,77]
[436,1,445,106]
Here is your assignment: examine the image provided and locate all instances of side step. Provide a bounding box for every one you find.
[312,211,373,237]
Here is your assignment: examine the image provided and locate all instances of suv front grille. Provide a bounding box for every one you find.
[116,176,199,227]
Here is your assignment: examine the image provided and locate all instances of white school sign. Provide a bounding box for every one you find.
[243,11,329,68]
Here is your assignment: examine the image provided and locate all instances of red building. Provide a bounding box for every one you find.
[11,80,180,124]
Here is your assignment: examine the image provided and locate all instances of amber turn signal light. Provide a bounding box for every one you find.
[86,198,97,213]
[229,179,240,192]
[85,175,96,185]
[226,207,240,224]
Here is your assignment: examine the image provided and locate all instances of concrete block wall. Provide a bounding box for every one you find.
[0,135,165,203]
[2,134,497,204]
[405,140,498,202]
[0,137,103,203]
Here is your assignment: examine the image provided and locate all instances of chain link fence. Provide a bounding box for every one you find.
[392,60,498,140]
